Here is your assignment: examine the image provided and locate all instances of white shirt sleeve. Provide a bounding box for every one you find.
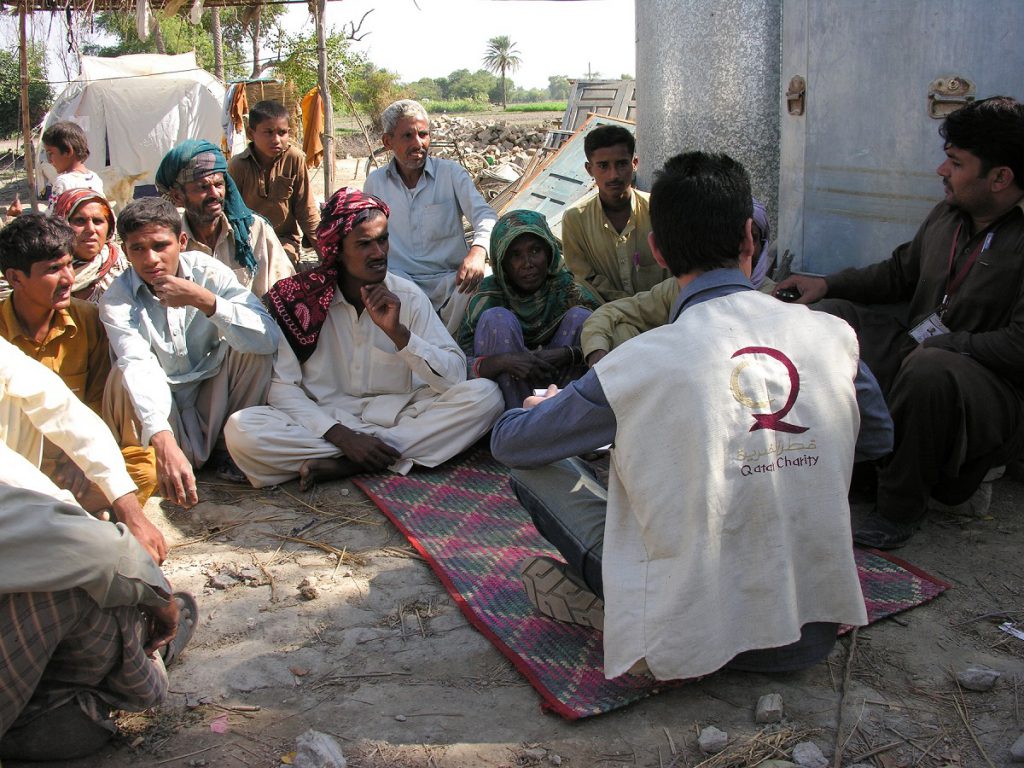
[0,338,137,503]
[202,259,282,354]
[395,281,468,391]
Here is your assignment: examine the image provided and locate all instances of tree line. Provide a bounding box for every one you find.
[405,72,573,107]
[1,12,634,139]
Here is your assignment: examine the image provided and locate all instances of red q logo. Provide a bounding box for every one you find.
[729,346,809,434]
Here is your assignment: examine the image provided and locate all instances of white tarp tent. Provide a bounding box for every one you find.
[39,52,242,206]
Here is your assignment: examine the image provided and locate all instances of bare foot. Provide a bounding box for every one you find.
[298,457,362,491]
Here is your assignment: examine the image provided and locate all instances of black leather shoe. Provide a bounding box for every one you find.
[853,514,917,550]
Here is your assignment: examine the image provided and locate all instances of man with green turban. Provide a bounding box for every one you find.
[156,139,293,297]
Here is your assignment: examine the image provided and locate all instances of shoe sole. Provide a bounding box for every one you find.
[852,524,915,550]
[520,557,605,631]
[163,592,199,667]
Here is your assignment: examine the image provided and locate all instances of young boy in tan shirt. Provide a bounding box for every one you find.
[228,100,320,265]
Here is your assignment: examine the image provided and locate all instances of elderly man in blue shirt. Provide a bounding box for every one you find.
[364,99,498,333]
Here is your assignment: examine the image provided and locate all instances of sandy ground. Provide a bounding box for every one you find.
[4,465,1023,768]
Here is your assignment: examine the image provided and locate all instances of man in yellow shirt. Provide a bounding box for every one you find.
[0,215,160,536]
[561,125,669,302]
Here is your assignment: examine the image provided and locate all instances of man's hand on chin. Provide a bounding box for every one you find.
[362,283,410,349]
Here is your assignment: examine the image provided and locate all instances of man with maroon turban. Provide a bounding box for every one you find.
[225,188,503,490]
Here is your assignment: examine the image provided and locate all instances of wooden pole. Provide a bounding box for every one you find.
[18,0,38,205]
[315,0,334,198]
[211,8,225,82]
[335,74,375,167]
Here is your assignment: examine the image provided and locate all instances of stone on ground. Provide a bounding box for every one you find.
[698,725,728,754]
[1010,731,1024,762]
[292,729,346,768]
[956,664,1001,691]
[791,740,828,768]
[755,692,784,723]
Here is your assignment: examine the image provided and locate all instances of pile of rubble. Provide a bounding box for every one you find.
[430,115,559,177]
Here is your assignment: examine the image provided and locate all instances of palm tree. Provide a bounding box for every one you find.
[482,36,522,108]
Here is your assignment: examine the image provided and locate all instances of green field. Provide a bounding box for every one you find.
[504,102,567,113]
[421,100,493,114]
[337,100,568,116]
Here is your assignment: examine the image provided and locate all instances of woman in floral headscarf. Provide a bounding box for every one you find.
[50,189,128,303]
[458,209,600,409]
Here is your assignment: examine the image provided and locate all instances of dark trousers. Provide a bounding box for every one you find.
[511,458,606,598]
[510,459,837,673]
[818,299,1024,522]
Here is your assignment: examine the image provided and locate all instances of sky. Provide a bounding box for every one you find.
[285,0,636,90]
[0,0,635,91]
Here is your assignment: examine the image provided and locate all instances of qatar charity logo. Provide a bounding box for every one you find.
[729,346,808,434]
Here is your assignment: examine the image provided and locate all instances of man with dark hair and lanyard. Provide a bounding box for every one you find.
[776,95,1024,549]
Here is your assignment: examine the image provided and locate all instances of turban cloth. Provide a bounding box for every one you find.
[263,187,390,362]
[155,139,257,273]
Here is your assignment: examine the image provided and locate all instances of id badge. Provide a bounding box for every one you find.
[908,312,950,343]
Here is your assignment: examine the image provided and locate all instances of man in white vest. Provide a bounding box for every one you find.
[491,151,893,681]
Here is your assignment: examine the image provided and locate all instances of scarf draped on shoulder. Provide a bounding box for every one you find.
[154,139,257,273]
[50,189,127,301]
[263,187,390,363]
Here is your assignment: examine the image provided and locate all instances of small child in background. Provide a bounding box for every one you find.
[228,100,320,266]
[43,121,104,207]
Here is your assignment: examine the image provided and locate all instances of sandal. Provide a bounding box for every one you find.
[162,591,198,667]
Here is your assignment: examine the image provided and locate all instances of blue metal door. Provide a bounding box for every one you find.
[779,0,1024,274]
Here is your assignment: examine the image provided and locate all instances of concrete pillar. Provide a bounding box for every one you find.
[636,0,781,221]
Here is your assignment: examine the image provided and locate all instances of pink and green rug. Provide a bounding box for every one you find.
[354,450,950,719]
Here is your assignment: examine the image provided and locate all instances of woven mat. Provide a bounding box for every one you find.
[354,449,949,720]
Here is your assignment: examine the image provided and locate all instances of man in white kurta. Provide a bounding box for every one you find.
[492,152,888,681]
[225,187,503,489]
[226,271,503,486]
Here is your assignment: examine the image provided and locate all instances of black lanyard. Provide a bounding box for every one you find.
[941,223,995,314]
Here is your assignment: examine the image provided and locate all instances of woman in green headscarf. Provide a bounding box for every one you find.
[458,209,600,409]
